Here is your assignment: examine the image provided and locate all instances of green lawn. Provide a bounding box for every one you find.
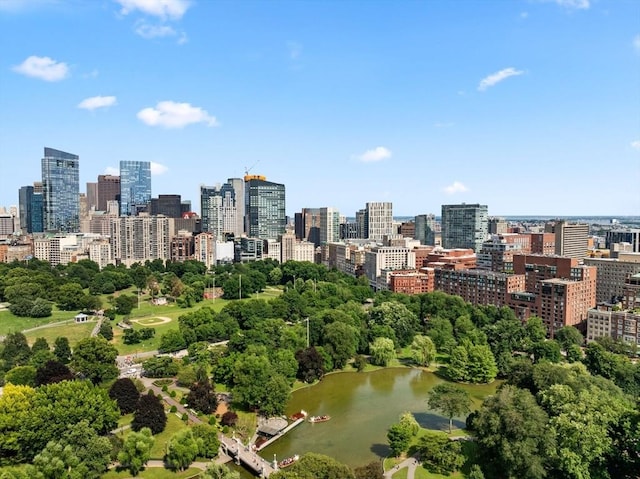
[0,309,77,335]
[23,321,96,347]
[102,466,202,479]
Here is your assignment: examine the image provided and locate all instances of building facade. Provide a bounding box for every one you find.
[584,257,640,303]
[245,176,286,240]
[441,203,488,252]
[97,174,120,212]
[415,214,436,246]
[119,161,151,216]
[41,147,80,232]
[365,202,394,241]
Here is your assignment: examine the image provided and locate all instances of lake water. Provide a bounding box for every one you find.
[227,368,499,476]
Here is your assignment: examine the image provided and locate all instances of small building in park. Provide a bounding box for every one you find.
[74,313,89,323]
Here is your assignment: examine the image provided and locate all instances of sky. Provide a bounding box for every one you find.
[0,0,639,218]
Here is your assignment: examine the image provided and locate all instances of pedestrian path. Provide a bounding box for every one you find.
[384,456,420,479]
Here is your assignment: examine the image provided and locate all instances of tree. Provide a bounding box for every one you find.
[70,337,118,384]
[191,424,220,458]
[221,411,238,427]
[201,463,240,479]
[354,461,384,479]
[109,378,141,415]
[467,464,485,479]
[259,374,290,417]
[369,301,419,347]
[387,423,412,457]
[56,283,88,311]
[53,337,71,364]
[472,385,554,479]
[295,347,325,383]
[115,294,137,315]
[270,452,355,479]
[0,383,35,464]
[410,335,437,367]
[186,368,218,415]
[417,430,464,475]
[232,353,272,410]
[532,340,561,363]
[98,322,113,341]
[0,332,31,370]
[466,343,498,383]
[60,420,112,479]
[4,366,36,386]
[165,429,199,471]
[322,321,359,369]
[158,329,187,353]
[31,441,80,479]
[142,356,179,378]
[555,326,583,352]
[369,337,396,366]
[446,345,469,382]
[29,297,52,317]
[117,427,154,476]
[31,337,50,354]
[132,392,167,435]
[22,380,119,461]
[428,383,472,433]
[35,360,74,386]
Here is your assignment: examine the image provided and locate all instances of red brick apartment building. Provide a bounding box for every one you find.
[530,232,556,255]
[389,268,435,295]
[414,246,476,270]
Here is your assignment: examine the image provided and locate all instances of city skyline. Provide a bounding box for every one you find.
[1,0,639,217]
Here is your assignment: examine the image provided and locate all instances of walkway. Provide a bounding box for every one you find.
[384,456,420,479]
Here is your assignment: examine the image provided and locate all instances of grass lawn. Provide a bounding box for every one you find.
[0,309,77,335]
[117,413,134,428]
[23,320,96,347]
[102,467,202,479]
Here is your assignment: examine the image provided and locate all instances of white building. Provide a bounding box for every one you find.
[110,214,171,267]
[364,245,416,289]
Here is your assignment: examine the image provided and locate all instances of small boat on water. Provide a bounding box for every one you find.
[289,410,307,421]
[278,455,299,468]
[308,415,331,423]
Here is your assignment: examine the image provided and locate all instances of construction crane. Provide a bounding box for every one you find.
[243,160,265,181]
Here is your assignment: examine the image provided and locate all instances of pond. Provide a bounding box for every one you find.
[228,367,498,476]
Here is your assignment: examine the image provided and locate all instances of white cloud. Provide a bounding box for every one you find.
[115,0,190,20]
[633,35,640,53]
[137,101,219,128]
[353,146,392,163]
[631,140,640,151]
[443,181,469,195]
[150,161,168,175]
[478,67,524,91]
[12,55,69,81]
[104,166,119,175]
[287,41,303,60]
[135,21,176,38]
[78,95,117,111]
[540,0,590,9]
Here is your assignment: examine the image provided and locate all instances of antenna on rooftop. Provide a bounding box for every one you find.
[244,160,260,176]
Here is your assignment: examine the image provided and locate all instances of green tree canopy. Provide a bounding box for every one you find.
[427,383,472,433]
[117,428,154,477]
[70,337,118,384]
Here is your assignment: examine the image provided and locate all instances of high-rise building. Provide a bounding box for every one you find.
[18,186,34,233]
[365,202,393,241]
[200,178,244,238]
[150,194,182,218]
[606,229,640,253]
[119,161,151,216]
[244,175,285,240]
[110,214,170,266]
[295,208,321,246]
[320,207,340,245]
[97,175,120,212]
[548,220,589,258]
[41,147,80,232]
[415,214,436,245]
[86,182,98,210]
[441,203,488,252]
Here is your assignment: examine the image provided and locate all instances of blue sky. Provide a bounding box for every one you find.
[0,0,638,217]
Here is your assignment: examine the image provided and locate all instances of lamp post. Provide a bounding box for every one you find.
[304,317,310,348]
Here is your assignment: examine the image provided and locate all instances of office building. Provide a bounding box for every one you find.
[245,175,286,240]
[119,161,151,216]
[365,202,394,241]
[86,182,98,210]
[488,217,508,234]
[295,208,321,247]
[441,203,488,252]
[41,147,80,232]
[606,229,640,253]
[415,214,436,245]
[200,178,244,238]
[97,175,120,211]
[549,220,589,258]
[320,207,340,245]
[18,185,43,233]
[584,257,640,303]
[363,245,416,289]
[150,194,182,218]
[477,233,531,272]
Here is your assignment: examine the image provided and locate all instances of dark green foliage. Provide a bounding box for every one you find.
[270,452,355,479]
[220,411,238,426]
[0,332,31,370]
[186,371,217,415]
[165,429,199,471]
[70,337,119,384]
[4,366,36,386]
[354,461,384,479]
[532,340,561,363]
[142,356,179,377]
[98,322,113,341]
[295,347,326,383]
[114,294,137,315]
[416,430,465,475]
[427,383,472,433]
[29,298,52,317]
[132,391,167,435]
[158,329,186,352]
[109,378,141,415]
[123,327,155,345]
[53,337,71,364]
[35,359,74,386]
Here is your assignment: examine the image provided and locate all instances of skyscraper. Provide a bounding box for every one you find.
[365,202,393,241]
[441,203,488,252]
[119,161,151,216]
[41,147,80,232]
[200,178,244,238]
[97,174,120,212]
[245,175,285,240]
[86,182,98,211]
[320,207,340,245]
[415,213,436,245]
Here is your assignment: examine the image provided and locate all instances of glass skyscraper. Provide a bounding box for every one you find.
[245,176,286,240]
[41,147,80,232]
[441,203,488,252]
[119,161,151,216]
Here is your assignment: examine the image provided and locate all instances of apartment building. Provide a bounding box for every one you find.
[584,257,640,303]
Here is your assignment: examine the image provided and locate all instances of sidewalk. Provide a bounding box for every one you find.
[384,456,420,479]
